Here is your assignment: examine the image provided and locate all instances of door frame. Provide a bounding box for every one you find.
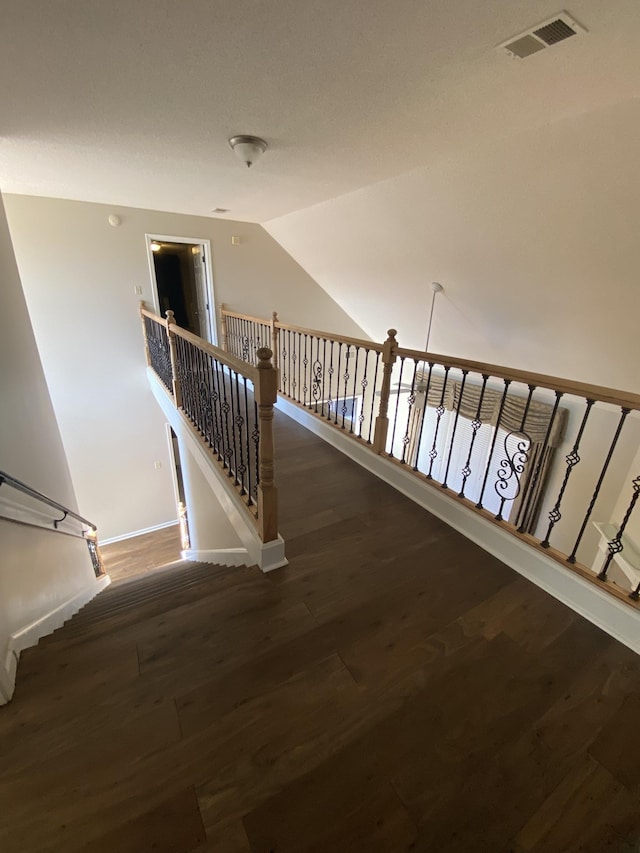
[145,233,218,345]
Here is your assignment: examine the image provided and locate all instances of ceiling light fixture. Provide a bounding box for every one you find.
[228,135,268,168]
[150,241,162,252]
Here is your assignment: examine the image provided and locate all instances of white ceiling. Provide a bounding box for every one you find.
[1,0,639,223]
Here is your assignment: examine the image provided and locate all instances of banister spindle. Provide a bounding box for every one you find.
[255,347,279,543]
[373,329,398,454]
[165,310,183,408]
[271,312,279,372]
[567,406,630,564]
[599,475,640,581]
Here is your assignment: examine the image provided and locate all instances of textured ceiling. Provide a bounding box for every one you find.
[1,0,639,222]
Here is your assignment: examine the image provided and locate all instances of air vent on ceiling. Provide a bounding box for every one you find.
[498,12,586,59]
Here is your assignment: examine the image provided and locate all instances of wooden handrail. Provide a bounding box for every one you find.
[220,308,273,326]
[394,345,640,412]
[220,304,640,411]
[274,321,381,353]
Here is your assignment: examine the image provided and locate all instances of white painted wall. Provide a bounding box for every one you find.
[0,192,96,699]
[265,98,640,393]
[4,195,366,541]
[178,438,243,552]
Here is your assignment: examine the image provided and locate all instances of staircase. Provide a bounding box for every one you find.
[39,559,238,644]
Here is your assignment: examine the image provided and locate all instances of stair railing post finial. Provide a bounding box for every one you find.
[220,303,228,352]
[165,309,183,408]
[255,346,279,543]
[373,329,399,454]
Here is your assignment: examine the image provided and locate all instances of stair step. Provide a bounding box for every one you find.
[42,560,248,643]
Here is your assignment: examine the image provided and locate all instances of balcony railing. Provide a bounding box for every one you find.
[221,305,640,609]
[140,305,279,544]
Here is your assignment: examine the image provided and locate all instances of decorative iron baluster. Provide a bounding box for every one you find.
[288,329,292,397]
[341,344,351,429]
[389,357,405,457]
[400,361,418,465]
[291,331,298,400]
[494,384,535,522]
[198,346,210,439]
[567,407,630,564]
[234,371,247,494]
[312,337,323,412]
[335,342,343,425]
[476,380,511,508]
[413,362,434,472]
[350,346,360,435]
[359,348,370,439]
[541,398,595,549]
[241,317,250,362]
[281,333,287,394]
[326,340,335,420]
[459,374,489,498]
[516,391,563,534]
[302,334,309,407]
[145,316,173,391]
[598,475,640,581]
[201,346,214,446]
[297,331,302,403]
[252,400,260,500]
[427,366,451,479]
[227,367,240,485]
[210,353,223,461]
[219,363,233,474]
[243,377,252,505]
[442,370,469,489]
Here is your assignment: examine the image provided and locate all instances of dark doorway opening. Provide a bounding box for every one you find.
[150,239,212,340]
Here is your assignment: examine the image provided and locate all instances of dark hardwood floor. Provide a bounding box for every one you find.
[2,410,640,851]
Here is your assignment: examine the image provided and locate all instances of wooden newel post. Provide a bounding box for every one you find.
[271,311,280,372]
[220,303,228,352]
[139,300,151,366]
[373,329,398,455]
[255,346,279,543]
[165,310,182,408]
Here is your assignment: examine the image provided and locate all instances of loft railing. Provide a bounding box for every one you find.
[221,305,640,608]
[0,471,105,577]
[140,304,279,543]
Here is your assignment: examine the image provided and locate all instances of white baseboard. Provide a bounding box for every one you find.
[100,519,179,546]
[181,547,249,568]
[276,396,640,656]
[1,574,111,705]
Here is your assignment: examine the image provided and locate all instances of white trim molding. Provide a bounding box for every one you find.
[276,396,640,656]
[181,547,249,568]
[1,574,111,705]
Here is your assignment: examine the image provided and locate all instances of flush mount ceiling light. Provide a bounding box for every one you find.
[228,135,268,168]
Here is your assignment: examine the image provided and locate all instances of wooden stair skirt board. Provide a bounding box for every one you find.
[275,396,640,656]
[148,368,287,573]
[1,573,111,705]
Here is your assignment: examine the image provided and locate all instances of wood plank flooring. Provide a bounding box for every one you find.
[2,410,640,851]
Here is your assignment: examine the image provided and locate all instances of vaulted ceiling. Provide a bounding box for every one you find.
[1,0,639,222]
